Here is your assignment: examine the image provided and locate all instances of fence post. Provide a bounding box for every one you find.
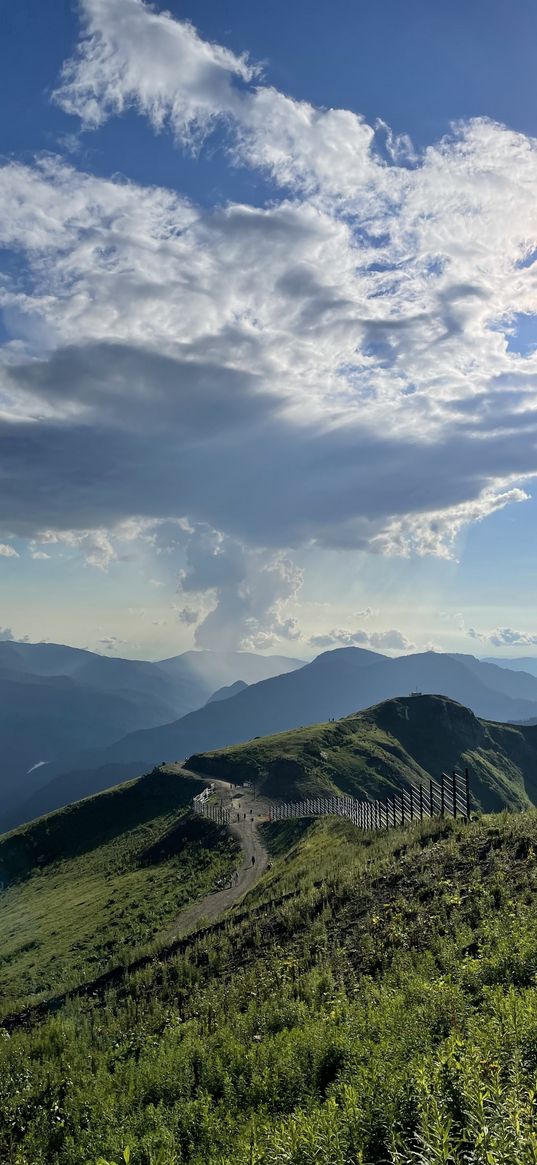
[419,784,423,821]
[429,779,434,818]
[409,786,414,821]
[452,771,457,819]
[440,774,445,818]
[465,767,470,820]
[401,792,405,826]
[392,797,396,827]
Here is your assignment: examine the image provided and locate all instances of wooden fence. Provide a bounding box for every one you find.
[193,797,232,827]
[269,769,471,832]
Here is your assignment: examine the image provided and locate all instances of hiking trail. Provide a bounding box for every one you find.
[161,764,270,937]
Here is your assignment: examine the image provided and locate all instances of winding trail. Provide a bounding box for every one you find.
[161,764,270,938]
[0,767,271,1033]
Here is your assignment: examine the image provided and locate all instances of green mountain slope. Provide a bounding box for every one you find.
[20,644,537,833]
[187,693,537,811]
[4,809,537,1163]
[0,769,239,1017]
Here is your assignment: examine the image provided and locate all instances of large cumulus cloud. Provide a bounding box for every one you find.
[2,0,537,648]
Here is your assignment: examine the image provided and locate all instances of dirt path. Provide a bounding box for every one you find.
[161,764,270,938]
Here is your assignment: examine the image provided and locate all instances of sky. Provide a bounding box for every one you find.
[2,0,537,661]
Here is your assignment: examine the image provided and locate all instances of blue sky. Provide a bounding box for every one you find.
[1,0,537,659]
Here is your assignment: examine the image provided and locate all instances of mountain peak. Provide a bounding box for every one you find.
[364,693,485,773]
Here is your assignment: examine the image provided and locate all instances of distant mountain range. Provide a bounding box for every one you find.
[0,642,303,824]
[483,656,537,679]
[188,692,537,813]
[7,645,537,830]
[3,695,537,897]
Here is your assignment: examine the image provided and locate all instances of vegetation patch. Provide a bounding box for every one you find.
[3,807,537,1162]
[187,694,537,810]
[0,770,239,1017]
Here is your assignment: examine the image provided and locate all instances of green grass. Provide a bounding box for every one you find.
[187,713,432,799]
[4,806,537,1162]
[187,693,537,811]
[0,770,240,1017]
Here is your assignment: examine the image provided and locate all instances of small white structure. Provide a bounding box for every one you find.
[193,783,215,808]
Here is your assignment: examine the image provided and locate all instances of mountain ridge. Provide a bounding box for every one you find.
[0,643,305,824]
[186,692,537,813]
[12,645,537,830]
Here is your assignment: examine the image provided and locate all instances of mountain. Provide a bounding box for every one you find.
[187,692,537,812]
[206,679,249,703]
[4,774,537,1161]
[0,643,304,821]
[0,767,238,1018]
[0,641,303,717]
[483,655,537,679]
[11,645,537,830]
[157,650,304,689]
[0,667,172,818]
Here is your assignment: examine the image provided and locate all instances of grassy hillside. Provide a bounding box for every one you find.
[0,769,239,1017]
[23,645,537,834]
[187,693,537,811]
[4,809,537,1162]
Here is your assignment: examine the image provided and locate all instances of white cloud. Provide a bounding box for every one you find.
[310,627,415,653]
[30,550,51,560]
[0,544,19,558]
[38,528,117,570]
[2,155,536,565]
[175,606,200,626]
[54,0,256,139]
[177,525,303,651]
[0,626,14,640]
[53,0,376,200]
[2,2,537,645]
[370,488,530,559]
[469,626,537,648]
